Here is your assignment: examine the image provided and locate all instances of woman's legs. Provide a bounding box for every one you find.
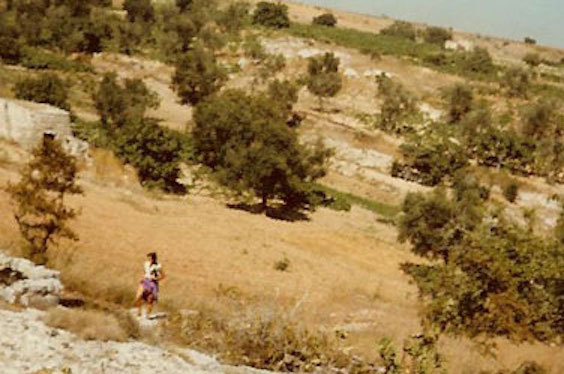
[134,284,145,316]
[146,294,154,317]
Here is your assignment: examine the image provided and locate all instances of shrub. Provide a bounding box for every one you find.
[274,257,290,271]
[175,0,193,12]
[267,79,300,121]
[14,73,70,110]
[312,13,337,27]
[524,37,537,45]
[378,333,447,374]
[20,47,92,72]
[461,47,495,75]
[171,45,227,106]
[242,36,267,60]
[6,136,83,263]
[93,73,160,128]
[441,83,474,123]
[43,308,128,342]
[112,118,188,193]
[523,52,542,67]
[252,1,290,29]
[392,126,470,186]
[217,1,250,34]
[380,21,416,41]
[502,67,530,98]
[503,183,519,203]
[423,26,452,46]
[522,101,557,140]
[306,52,342,109]
[193,89,332,210]
[123,0,155,24]
[556,204,564,245]
[375,74,418,134]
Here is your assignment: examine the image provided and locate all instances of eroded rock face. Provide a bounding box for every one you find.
[0,252,63,308]
[0,98,88,158]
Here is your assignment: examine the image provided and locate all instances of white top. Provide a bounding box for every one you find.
[144,261,162,280]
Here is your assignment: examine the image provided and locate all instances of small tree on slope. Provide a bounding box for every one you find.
[6,136,83,263]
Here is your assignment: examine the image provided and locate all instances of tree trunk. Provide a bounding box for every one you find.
[261,194,268,212]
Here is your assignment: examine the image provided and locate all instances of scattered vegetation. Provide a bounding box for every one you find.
[399,174,564,343]
[13,73,70,110]
[442,83,474,123]
[6,137,83,263]
[523,53,542,67]
[274,257,290,271]
[502,67,530,98]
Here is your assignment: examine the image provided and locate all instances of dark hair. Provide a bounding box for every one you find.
[147,252,157,265]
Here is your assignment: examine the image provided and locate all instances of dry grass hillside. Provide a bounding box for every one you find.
[1,0,564,373]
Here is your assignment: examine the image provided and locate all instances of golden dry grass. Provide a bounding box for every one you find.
[43,307,128,342]
[1,161,562,372]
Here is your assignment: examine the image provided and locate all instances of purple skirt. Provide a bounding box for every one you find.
[141,278,159,301]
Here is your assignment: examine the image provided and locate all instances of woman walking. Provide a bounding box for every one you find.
[134,252,165,318]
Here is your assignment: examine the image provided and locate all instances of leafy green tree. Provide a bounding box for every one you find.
[399,178,564,343]
[252,1,290,29]
[123,0,155,24]
[193,89,331,210]
[14,73,70,110]
[312,13,337,27]
[376,74,418,134]
[6,136,83,263]
[380,21,416,41]
[502,67,530,98]
[267,79,300,123]
[442,83,474,123]
[171,45,227,106]
[0,13,23,64]
[306,52,342,110]
[92,73,160,128]
[423,26,452,46]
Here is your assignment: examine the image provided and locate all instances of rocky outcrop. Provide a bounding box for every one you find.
[0,252,63,308]
[0,308,273,374]
[0,98,88,157]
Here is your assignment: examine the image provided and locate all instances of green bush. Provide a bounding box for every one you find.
[20,47,92,72]
[460,47,495,75]
[123,0,155,24]
[113,119,189,193]
[503,183,519,203]
[524,37,537,45]
[423,26,452,46]
[502,67,530,98]
[312,13,337,27]
[442,83,474,123]
[522,101,558,140]
[171,45,227,106]
[392,127,470,186]
[252,2,290,29]
[14,73,70,110]
[380,20,416,41]
[217,1,250,34]
[523,53,542,67]
[306,52,342,109]
[375,74,418,134]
